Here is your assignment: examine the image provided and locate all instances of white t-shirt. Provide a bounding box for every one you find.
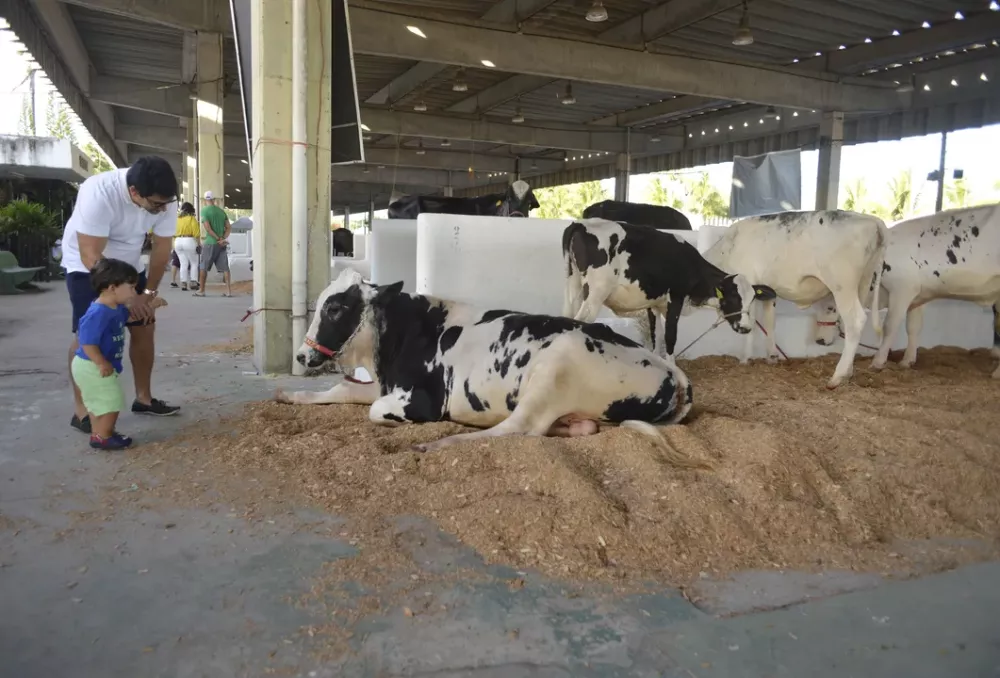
[61,168,176,274]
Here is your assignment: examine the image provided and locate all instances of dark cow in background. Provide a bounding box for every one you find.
[562,218,775,358]
[275,268,706,466]
[582,200,692,231]
[332,228,354,257]
[388,180,540,219]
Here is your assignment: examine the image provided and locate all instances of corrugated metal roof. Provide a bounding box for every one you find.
[66,4,183,83]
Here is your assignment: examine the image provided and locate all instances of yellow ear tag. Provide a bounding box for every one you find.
[495,200,502,207]
[755,288,763,296]
[715,288,723,299]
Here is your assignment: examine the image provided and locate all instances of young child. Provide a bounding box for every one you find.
[71,258,167,450]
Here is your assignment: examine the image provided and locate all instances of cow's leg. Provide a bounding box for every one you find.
[547,414,600,437]
[562,268,585,318]
[826,287,867,389]
[760,299,781,363]
[993,304,1000,379]
[653,306,669,358]
[369,389,414,427]
[274,378,380,405]
[412,359,581,452]
[899,305,926,369]
[573,282,612,323]
[663,295,684,357]
[871,292,911,370]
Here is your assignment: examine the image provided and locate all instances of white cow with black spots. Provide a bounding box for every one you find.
[274,268,708,465]
[815,203,1000,377]
[701,210,888,389]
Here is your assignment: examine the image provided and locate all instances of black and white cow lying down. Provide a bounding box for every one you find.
[274,269,706,466]
[561,218,776,359]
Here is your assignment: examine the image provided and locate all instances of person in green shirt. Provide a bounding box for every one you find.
[194,190,232,297]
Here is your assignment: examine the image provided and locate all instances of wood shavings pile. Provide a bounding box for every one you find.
[132,347,1000,590]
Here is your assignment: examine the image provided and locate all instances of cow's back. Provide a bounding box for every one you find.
[583,200,692,230]
[884,203,1000,300]
[706,210,886,302]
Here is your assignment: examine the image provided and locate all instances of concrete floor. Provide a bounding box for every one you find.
[2,283,999,678]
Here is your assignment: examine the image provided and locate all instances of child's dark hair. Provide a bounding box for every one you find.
[90,258,139,294]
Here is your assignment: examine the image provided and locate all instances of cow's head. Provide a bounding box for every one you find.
[295,268,400,371]
[499,180,540,217]
[814,302,840,346]
[711,274,777,334]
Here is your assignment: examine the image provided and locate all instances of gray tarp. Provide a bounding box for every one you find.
[729,149,802,218]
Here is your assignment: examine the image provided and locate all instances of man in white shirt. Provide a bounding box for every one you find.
[62,156,181,435]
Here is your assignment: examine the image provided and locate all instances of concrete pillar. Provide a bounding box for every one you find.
[443,186,454,197]
[251,0,332,374]
[367,199,374,231]
[815,111,844,211]
[196,31,225,207]
[185,117,198,205]
[614,153,631,202]
[934,131,948,213]
[343,206,350,230]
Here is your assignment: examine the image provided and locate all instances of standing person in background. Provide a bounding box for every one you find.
[193,190,232,297]
[62,155,182,434]
[172,202,201,291]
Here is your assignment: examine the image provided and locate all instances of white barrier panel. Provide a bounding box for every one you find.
[370,219,418,292]
[353,233,367,261]
[330,258,371,282]
[413,214,993,361]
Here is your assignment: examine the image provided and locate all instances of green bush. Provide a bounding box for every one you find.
[0,199,60,240]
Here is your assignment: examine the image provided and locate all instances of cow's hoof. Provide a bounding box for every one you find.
[765,355,781,365]
[825,376,844,390]
[411,442,430,453]
[870,361,886,372]
[899,360,915,370]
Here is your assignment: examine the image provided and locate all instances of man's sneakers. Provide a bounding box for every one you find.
[131,398,181,417]
[89,433,133,450]
[70,413,92,434]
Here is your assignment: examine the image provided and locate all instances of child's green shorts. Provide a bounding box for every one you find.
[71,356,124,416]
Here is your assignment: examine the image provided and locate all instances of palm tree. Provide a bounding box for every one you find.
[944,178,972,209]
[682,171,729,218]
[841,178,868,212]
[648,176,684,210]
[884,170,923,221]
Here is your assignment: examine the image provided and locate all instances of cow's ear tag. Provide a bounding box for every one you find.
[715,288,723,299]
[495,200,502,207]
[755,288,763,296]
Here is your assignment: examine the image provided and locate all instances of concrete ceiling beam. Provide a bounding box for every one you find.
[116,124,245,155]
[91,76,243,120]
[57,0,231,35]
[360,108,668,154]
[360,147,563,173]
[365,0,559,106]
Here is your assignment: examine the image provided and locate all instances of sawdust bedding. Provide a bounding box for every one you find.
[120,345,1000,597]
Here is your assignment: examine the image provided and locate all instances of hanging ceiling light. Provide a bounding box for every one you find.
[452,68,468,92]
[732,1,753,46]
[585,0,608,22]
[561,82,576,105]
[413,100,427,112]
[763,105,778,119]
[441,138,451,146]
[512,97,525,123]
[895,77,915,93]
[416,140,426,155]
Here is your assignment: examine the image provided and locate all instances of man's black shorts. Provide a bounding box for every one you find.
[67,270,152,333]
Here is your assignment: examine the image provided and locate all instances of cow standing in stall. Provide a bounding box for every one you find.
[388,180,540,219]
[274,268,706,466]
[700,210,887,389]
[814,203,1000,378]
[332,228,354,257]
[582,200,693,231]
[561,219,776,358]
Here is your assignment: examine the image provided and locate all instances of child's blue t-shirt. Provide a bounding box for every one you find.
[74,302,130,373]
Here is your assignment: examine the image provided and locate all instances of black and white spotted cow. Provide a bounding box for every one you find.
[274,268,705,464]
[388,180,540,219]
[815,203,1000,378]
[702,210,887,389]
[561,218,776,359]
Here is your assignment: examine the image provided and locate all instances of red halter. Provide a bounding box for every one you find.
[304,336,336,357]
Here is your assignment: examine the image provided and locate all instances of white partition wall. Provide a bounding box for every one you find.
[413,214,994,361]
[370,219,418,291]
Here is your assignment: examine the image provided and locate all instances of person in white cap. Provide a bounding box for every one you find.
[194,190,232,297]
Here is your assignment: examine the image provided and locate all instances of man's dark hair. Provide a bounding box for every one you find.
[180,201,196,216]
[90,258,140,294]
[126,156,178,200]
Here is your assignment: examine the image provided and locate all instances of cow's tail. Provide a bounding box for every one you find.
[618,368,712,471]
[868,218,889,338]
[620,421,714,470]
[562,223,586,318]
